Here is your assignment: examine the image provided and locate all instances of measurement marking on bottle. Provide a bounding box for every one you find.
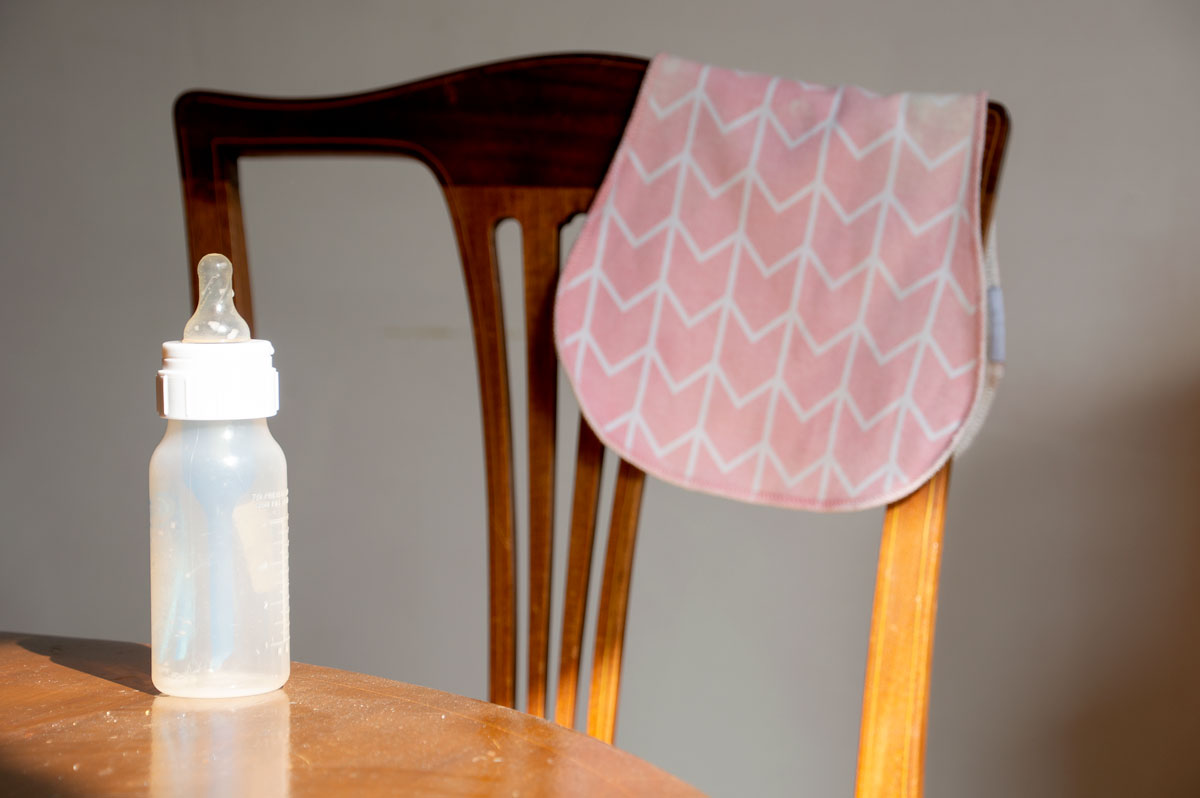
[252,489,288,510]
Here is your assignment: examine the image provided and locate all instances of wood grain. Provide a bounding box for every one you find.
[174,53,646,314]
[521,206,560,721]
[0,633,703,797]
[586,461,647,744]
[554,418,606,729]
[444,189,519,709]
[856,464,952,798]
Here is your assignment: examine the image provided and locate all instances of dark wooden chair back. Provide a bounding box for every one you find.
[174,53,1009,797]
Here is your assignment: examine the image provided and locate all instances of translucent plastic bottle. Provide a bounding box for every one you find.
[150,254,289,697]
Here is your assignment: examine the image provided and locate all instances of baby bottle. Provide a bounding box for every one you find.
[150,254,289,697]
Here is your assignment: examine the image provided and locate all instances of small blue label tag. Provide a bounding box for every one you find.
[987,286,1006,364]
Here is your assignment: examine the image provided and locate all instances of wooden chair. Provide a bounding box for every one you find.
[174,53,1009,797]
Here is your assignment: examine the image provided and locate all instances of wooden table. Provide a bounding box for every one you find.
[0,633,703,797]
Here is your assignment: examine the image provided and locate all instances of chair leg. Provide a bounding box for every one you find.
[855,462,951,798]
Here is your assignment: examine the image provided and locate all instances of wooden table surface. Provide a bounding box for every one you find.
[0,633,704,797]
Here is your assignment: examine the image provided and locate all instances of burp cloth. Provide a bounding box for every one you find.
[555,55,1001,511]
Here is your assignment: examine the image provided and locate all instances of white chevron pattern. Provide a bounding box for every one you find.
[555,56,988,510]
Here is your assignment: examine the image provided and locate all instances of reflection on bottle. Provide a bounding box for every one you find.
[151,690,290,798]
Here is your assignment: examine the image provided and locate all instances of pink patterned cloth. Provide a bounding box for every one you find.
[554,55,998,511]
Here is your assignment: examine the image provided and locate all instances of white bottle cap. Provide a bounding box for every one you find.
[158,339,279,420]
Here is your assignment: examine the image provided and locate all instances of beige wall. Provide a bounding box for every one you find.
[3,1,1199,795]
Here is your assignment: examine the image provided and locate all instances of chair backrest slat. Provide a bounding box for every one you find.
[444,190,520,708]
[516,192,576,719]
[857,463,952,798]
[554,417,607,727]
[586,460,647,743]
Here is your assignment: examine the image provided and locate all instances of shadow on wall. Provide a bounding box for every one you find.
[1055,380,1200,797]
[934,373,1200,798]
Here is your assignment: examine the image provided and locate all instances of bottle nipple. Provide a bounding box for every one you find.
[183,254,251,343]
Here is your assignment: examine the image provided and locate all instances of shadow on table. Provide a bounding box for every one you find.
[18,635,158,696]
[0,759,85,797]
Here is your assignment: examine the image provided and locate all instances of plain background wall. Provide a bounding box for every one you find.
[3,1,1199,795]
